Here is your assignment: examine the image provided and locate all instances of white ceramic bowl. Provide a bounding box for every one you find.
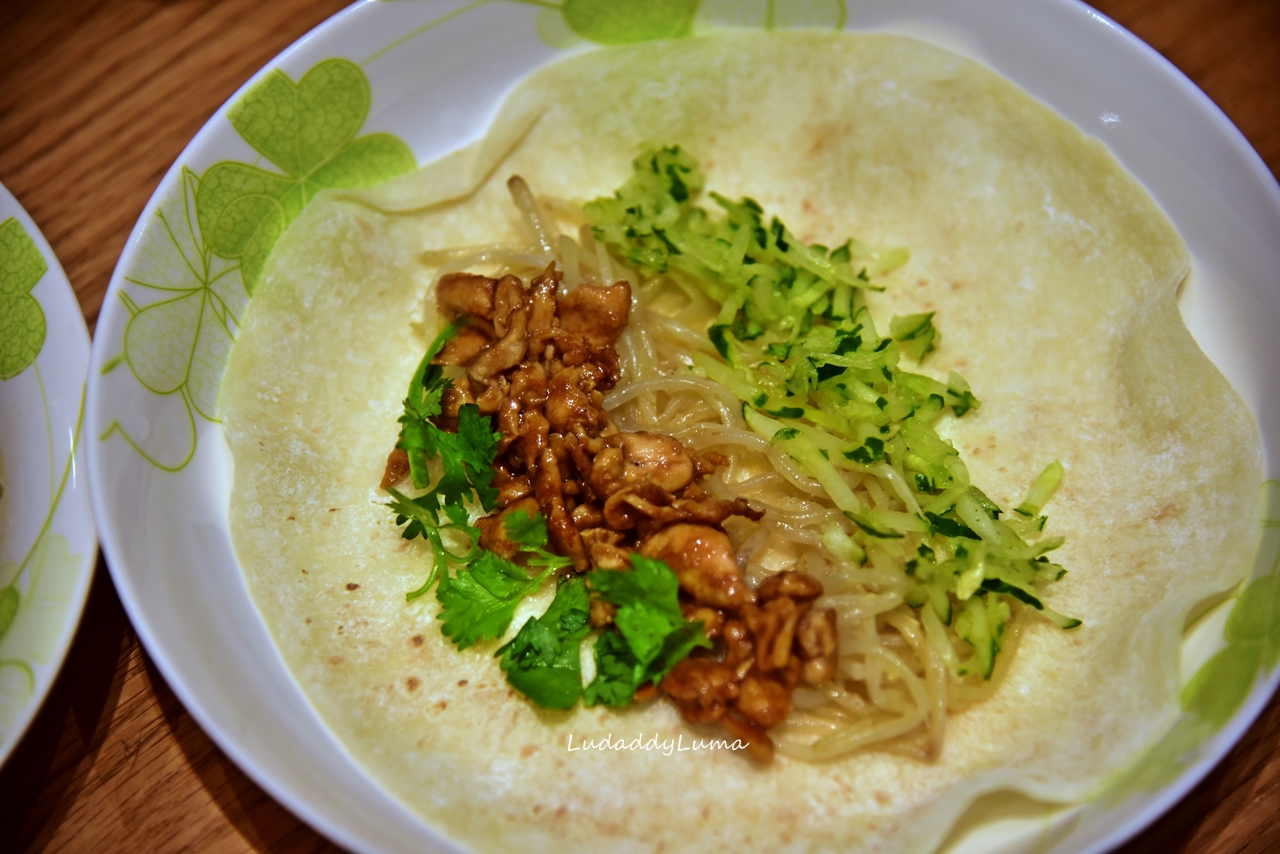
[86,1,1280,851]
[0,181,96,768]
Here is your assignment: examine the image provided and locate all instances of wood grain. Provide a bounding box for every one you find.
[0,1,1276,852]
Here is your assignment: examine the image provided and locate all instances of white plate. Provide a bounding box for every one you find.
[0,180,96,767]
[86,1,1280,852]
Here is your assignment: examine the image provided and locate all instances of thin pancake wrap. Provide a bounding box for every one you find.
[220,32,1262,854]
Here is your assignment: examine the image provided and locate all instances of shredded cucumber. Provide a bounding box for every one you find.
[586,145,1081,680]
[1015,460,1065,518]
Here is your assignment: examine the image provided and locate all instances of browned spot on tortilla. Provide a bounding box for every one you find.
[950,280,963,291]
[533,804,542,814]
[435,700,448,711]
[300,568,307,574]
[554,805,568,819]
[329,656,343,665]
[807,122,840,156]
[521,744,539,758]
[406,677,421,691]
[305,617,311,624]
[457,678,468,686]
[337,626,344,634]
[701,805,711,820]
[345,582,359,591]
[917,278,929,287]
[411,634,424,646]
[287,515,296,521]
[1153,503,1181,521]
[874,791,891,805]
[329,507,339,512]
[1015,221,1024,233]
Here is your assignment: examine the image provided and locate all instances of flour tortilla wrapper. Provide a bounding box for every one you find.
[220,31,1263,854]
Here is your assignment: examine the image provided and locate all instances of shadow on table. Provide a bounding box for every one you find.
[0,556,130,850]
[147,650,344,853]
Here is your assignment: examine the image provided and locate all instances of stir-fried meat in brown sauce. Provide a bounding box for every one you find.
[383,263,836,760]
[660,569,839,762]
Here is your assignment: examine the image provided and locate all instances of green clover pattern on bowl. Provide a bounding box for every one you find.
[101,58,416,470]
[0,217,48,381]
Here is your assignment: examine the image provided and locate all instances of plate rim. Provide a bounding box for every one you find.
[0,178,98,770]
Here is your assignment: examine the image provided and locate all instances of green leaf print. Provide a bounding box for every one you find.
[1098,480,1280,801]
[106,168,246,469]
[562,0,699,43]
[107,56,416,471]
[0,587,17,645]
[0,534,82,733]
[196,58,416,292]
[127,166,245,421]
[372,1,848,67]
[0,385,85,739]
[0,216,48,380]
[0,535,79,657]
[694,0,847,31]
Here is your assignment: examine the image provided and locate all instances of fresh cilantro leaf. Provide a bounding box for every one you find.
[585,555,711,695]
[615,602,682,666]
[436,551,552,650]
[583,630,641,707]
[396,321,461,490]
[421,403,500,511]
[388,486,482,600]
[443,501,471,528]
[388,324,505,599]
[453,403,502,511]
[644,622,710,684]
[587,554,683,618]
[386,487,443,541]
[504,508,550,550]
[497,577,591,709]
[503,509,573,571]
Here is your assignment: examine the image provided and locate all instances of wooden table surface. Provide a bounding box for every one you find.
[0,0,1277,851]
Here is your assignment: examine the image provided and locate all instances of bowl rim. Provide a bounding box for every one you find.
[85,1,1280,852]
